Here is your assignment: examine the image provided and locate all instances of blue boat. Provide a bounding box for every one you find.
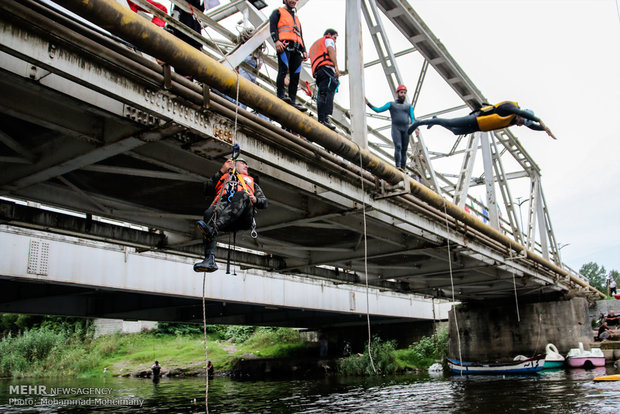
[447,356,545,375]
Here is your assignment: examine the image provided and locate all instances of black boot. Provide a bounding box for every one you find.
[194,239,218,273]
[196,220,215,241]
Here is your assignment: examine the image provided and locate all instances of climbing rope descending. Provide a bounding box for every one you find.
[358,152,377,374]
[201,273,209,414]
[508,249,521,323]
[533,312,543,357]
[442,202,463,375]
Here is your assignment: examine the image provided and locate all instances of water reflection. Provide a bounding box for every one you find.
[1,367,619,413]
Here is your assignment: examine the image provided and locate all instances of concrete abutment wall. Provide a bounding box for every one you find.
[449,297,592,361]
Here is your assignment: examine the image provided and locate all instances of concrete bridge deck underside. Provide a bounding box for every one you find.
[0,226,451,327]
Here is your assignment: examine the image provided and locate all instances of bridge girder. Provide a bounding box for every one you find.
[0,0,600,304]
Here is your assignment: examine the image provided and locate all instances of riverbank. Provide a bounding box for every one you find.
[0,324,448,379]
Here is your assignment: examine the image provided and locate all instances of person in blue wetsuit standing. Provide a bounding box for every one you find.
[366,84,416,171]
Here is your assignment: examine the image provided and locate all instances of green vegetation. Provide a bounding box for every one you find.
[580,262,618,295]
[0,313,450,379]
[337,337,398,375]
[337,328,449,376]
[394,326,449,370]
[0,319,306,379]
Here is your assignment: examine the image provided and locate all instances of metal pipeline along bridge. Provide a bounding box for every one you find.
[0,0,603,328]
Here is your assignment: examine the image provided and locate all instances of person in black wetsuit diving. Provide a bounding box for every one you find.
[407,101,556,139]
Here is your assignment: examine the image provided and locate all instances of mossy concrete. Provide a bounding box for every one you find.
[448,297,592,361]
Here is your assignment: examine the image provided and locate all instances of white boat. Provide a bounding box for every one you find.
[543,343,565,369]
[447,356,544,375]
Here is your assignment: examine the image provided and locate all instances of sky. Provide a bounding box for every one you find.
[407,0,620,273]
[116,0,620,273]
[252,0,619,274]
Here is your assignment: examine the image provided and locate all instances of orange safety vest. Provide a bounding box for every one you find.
[277,7,303,46]
[476,101,520,131]
[211,172,255,206]
[309,36,336,77]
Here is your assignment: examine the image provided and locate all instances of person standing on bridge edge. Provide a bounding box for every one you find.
[407,101,556,139]
[366,85,416,171]
[168,0,205,51]
[194,158,268,272]
[270,0,308,112]
[309,29,340,131]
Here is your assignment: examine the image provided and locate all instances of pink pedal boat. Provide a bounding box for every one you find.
[566,343,605,368]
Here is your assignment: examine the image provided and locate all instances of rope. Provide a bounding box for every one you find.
[198,18,241,147]
[508,249,521,323]
[506,250,543,356]
[442,202,463,375]
[358,151,377,374]
[201,273,209,414]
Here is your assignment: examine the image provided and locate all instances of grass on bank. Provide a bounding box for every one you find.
[0,324,307,378]
[337,327,449,376]
[0,319,448,379]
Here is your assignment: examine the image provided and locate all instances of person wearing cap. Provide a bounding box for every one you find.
[309,28,340,130]
[407,101,556,139]
[366,85,416,170]
[270,0,308,112]
[194,158,268,272]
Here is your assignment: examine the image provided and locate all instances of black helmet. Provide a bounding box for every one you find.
[324,28,338,36]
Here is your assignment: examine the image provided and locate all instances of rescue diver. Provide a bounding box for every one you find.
[407,101,556,139]
[366,84,416,170]
[194,158,268,273]
[309,28,340,130]
[270,0,308,112]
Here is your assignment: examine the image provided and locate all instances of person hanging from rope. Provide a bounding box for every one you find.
[407,101,557,139]
[270,0,308,112]
[366,84,417,171]
[194,157,268,272]
[309,28,340,130]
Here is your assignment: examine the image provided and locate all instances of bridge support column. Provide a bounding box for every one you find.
[448,297,592,361]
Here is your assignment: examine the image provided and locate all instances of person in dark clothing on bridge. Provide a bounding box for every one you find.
[270,0,308,112]
[309,28,340,130]
[366,84,416,170]
[194,158,268,273]
[168,0,205,50]
[407,101,556,139]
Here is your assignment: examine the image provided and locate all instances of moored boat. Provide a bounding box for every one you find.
[543,343,565,369]
[447,356,544,375]
[566,343,605,368]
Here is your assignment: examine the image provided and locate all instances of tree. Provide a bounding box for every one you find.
[579,262,619,295]
[579,262,607,292]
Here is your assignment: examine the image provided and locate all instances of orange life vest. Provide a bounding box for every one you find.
[211,172,255,206]
[277,7,303,46]
[309,36,336,77]
[476,101,519,131]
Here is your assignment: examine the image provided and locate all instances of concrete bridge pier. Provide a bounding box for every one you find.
[448,297,592,361]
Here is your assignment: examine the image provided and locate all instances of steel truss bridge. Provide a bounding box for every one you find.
[0,0,600,307]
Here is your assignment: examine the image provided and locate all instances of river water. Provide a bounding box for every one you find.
[2,366,620,413]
